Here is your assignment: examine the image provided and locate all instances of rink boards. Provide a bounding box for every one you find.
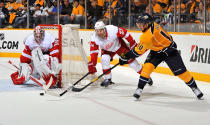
[0,29,210,82]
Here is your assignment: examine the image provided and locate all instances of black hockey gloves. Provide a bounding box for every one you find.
[119,53,129,65]
[119,49,141,65]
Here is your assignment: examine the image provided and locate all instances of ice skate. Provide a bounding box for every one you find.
[133,88,143,100]
[147,78,153,86]
[100,79,114,87]
[191,87,204,100]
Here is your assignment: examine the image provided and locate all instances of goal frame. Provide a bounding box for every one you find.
[38,24,63,87]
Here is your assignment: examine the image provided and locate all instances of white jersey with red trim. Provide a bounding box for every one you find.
[91,25,121,52]
[89,25,137,65]
[20,32,59,63]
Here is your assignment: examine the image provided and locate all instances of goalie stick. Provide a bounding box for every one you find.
[71,63,120,92]
[8,60,53,93]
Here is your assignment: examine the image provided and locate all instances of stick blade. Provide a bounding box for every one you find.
[71,87,83,92]
[45,91,61,97]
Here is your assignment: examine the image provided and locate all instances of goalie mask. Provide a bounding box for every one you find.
[34,26,45,44]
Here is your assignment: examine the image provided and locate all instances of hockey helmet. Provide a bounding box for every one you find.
[94,21,105,30]
[34,26,45,44]
[136,13,153,24]
[94,21,106,39]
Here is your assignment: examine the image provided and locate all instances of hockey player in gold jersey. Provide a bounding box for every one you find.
[119,13,204,100]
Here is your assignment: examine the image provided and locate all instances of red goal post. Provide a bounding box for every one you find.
[38,24,63,87]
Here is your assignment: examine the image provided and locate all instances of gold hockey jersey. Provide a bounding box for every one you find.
[134,22,173,55]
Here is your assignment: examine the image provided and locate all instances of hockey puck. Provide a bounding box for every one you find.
[40,93,44,96]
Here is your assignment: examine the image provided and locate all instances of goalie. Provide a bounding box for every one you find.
[88,21,153,87]
[10,26,61,87]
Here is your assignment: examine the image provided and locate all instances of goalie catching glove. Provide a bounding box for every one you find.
[88,61,97,74]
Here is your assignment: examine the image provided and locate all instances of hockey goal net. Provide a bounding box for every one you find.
[38,24,97,88]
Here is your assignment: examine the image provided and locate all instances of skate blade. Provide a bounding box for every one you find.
[198,96,204,100]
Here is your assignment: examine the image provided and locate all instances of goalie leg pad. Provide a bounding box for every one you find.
[44,74,57,87]
[49,56,61,76]
[19,63,33,81]
[32,47,51,79]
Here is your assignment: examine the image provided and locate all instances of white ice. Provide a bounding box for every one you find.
[0,58,210,125]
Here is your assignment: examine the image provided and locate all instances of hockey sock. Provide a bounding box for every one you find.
[178,71,192,83]
[138,76,149,89]
[186,78,198,88]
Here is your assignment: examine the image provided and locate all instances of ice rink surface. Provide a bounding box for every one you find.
[0,58,210,125]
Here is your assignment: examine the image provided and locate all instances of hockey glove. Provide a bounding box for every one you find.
[88,62,97,74]
[11,71,26,85]
[119,53,129,65]
[119,49,141,65]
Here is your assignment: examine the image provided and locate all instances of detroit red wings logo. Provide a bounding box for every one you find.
[102,41,114,50]
[119,28,124,36]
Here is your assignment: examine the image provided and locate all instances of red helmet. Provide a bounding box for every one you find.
[34,26,45,44]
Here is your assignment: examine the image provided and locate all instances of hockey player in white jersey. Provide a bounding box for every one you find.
[10,26,61,87]
[88,21,153,87]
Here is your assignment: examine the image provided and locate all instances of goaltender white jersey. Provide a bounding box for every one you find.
[20,32,59,63]
[25,32,56,52]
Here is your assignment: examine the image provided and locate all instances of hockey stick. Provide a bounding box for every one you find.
[8,60,53,93]
[0,63,17,71]
[58,72,90,96]
[72,63,120,92]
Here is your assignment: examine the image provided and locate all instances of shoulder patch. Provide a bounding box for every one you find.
[118,28,125,36]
